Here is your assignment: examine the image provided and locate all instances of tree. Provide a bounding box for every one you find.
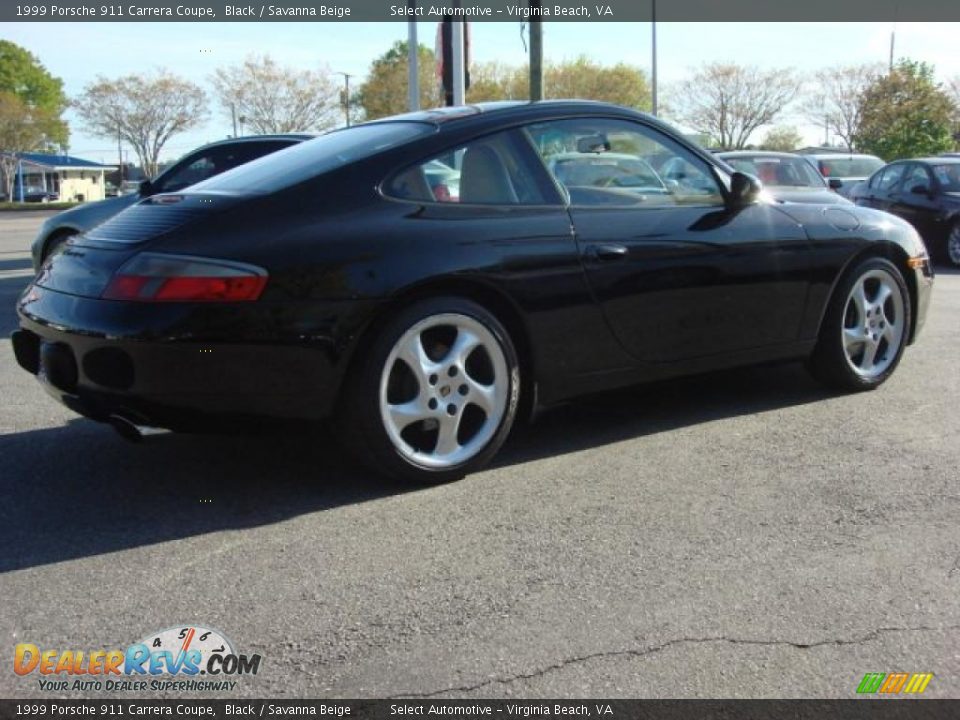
[760,126,803,152]
[853,59,954,160]
[946,75,960,149]
[0,40,69,148]
[357,41,441,121]
[671,63,801,150]
[212,55,340,134]
[0,92,62,199]
[466,62,526,103]
[73,71,207,179]
[802,63,882,151]
[544,56,650,110]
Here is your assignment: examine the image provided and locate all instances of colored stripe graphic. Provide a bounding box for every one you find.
[880,672,909,693]
[857,672,933,694]
[903,673,934,694]
[857,673,886,693]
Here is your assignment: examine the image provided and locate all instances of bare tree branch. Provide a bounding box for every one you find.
[801,63,883,151]
[211,55,339,134]
[669,63,801,150]
[73,70,207,178]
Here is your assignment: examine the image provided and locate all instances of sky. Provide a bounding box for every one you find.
[3,20,960,165]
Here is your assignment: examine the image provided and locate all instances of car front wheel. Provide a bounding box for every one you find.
[808,257,911,391]
[340,297,520,484]
[946,222,960,268]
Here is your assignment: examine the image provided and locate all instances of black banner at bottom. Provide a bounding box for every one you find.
[1,700,958,720]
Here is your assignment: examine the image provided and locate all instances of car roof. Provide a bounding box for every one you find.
[371,100,645,127]
[804,152,880,160]
[717,151,807,159]
[193,133,315,151]
[914,157,960,165]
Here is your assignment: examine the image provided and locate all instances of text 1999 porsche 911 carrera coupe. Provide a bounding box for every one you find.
[12,101,934,484]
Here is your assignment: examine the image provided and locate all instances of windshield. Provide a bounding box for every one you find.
[189,122,433,194]
[817,157,884,178]
[725,156,824,187]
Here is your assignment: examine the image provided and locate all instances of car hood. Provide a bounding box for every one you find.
[767,187,851,205]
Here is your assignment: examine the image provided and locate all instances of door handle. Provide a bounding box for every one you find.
[585,243,629,261]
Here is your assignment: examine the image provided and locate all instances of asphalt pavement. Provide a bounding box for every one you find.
[1,210,958,699]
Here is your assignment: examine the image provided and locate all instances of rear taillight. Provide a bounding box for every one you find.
[103,253,268,302]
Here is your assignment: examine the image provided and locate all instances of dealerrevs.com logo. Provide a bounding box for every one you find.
[14,625,262,692]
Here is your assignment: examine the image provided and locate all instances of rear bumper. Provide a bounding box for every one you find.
[14,287,362,430]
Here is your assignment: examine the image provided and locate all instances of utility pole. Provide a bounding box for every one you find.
[889,5,897,72]
[407,6,419,111]
[117,127,123,188]
[651,0,658,116]
[451,16,465,105]
[335,72,353,126]
[529,1,543,101]
[231,103,238,137]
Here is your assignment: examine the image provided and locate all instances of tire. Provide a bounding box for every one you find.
[945,222,960,268]
[808,256,911,392]
[339,297,521,485]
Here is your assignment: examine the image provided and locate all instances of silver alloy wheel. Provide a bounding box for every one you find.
[841,268,905,379]
[948,224,960,267]
[379,313,509,469]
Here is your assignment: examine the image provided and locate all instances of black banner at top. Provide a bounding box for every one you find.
[4,0,960,23]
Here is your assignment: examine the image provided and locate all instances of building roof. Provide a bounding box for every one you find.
[6,152,116,170]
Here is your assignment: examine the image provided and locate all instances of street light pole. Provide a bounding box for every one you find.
[651,0,658,116]
[407,7,420,111]
[529,1,543,101]
[335,72,353,127]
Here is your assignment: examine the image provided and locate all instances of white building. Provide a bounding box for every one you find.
[5,153,117,203]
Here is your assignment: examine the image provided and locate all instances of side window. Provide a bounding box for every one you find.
[877,163,906,192]
[902,164,932,192]
[385,130,552,206]
[524,118,724,208]
[156,154,217,193]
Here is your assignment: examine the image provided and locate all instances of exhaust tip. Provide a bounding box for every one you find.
[108,415,143,443]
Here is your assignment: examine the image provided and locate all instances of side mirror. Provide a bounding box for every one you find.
[728,171,761,208]
[910,184,931,196]
[828,178,843,190]
[138,180,154,197]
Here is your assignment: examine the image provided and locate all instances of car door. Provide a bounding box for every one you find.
[890,163,940,240]
[863,162,907,213]
[523,117,812,364]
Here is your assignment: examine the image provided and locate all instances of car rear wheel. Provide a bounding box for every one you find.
[946,222,960,268]
[340,297,520,484]
[42,231,77,264]
[808,257,911,391]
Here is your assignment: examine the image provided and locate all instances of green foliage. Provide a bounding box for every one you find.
[760,126,803,152]
[854,59,954,160]
[356,41,441,121]
[0,40,69,147]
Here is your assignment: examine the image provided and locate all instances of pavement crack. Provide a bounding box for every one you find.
[391,625,960,699]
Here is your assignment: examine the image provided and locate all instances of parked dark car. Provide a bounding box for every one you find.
[796,151,885,198]
[717,151,852,205]
[29,134,312,270]
[19,185,59,203]
[13,101,933,484]
[849,157,960,267]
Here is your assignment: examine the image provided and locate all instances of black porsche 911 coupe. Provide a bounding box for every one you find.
[12,101,934,484]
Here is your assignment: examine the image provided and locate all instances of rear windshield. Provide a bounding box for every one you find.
[188,122,433,194]
[817,157,884,178]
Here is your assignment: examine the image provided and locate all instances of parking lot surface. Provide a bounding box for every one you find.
[1,210,958,698]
